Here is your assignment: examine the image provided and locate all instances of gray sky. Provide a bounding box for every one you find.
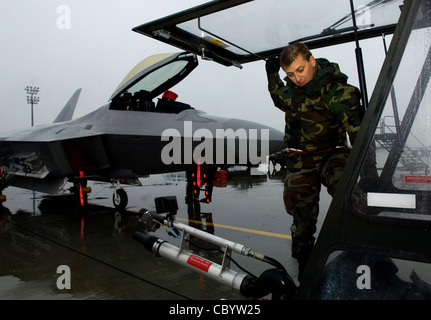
[0,0,390,133]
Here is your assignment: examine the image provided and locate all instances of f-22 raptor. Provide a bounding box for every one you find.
[0,52,284,208]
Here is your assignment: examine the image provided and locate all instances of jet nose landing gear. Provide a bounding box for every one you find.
[113,187,128,209]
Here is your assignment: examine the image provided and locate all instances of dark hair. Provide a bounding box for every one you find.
[280,43,312,68]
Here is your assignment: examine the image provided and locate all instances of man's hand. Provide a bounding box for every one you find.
[265,57,280,74]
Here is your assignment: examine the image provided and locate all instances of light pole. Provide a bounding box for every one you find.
[25,86,40,126]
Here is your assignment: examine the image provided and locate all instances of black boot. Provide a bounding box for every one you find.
[297,254,310,282]
[293,244,314,282]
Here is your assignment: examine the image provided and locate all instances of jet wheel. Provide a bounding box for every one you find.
[113,188,128,209]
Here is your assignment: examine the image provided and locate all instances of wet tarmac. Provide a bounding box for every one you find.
[0,168,330,300]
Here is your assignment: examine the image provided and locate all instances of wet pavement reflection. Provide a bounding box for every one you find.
[0,168,330,300]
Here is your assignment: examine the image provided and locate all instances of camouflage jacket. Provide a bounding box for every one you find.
[267,58,364,169]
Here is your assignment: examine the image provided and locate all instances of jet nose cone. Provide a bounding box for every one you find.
[221,118,285,166]
[223,118,284,153]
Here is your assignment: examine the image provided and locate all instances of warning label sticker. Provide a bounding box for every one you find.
[187,254,213,272]
[404,175,431,184]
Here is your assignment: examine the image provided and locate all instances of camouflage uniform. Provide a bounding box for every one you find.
[267,58,364,266]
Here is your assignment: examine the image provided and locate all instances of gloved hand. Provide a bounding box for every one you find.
[265,57,280,75]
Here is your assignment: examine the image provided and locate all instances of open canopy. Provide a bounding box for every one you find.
[110,52,198,101]
[133,0,404,67]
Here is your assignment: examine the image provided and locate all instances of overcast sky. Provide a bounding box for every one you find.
[0,0,390,134]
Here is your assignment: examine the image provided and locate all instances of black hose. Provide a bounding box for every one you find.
[263,255,287,273]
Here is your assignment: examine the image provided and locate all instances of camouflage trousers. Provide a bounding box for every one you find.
[283,150,350,260]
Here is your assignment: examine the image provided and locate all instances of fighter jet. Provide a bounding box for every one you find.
[0,52,285,208]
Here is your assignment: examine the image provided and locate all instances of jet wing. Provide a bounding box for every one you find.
[0,119,109,193]
[0,88,109,194]
[133,0,404,67]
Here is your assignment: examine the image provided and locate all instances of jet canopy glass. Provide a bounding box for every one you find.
[133,0,404,67]
[110,52,198,102]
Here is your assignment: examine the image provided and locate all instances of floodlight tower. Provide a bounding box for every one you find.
[25,86,40,127]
